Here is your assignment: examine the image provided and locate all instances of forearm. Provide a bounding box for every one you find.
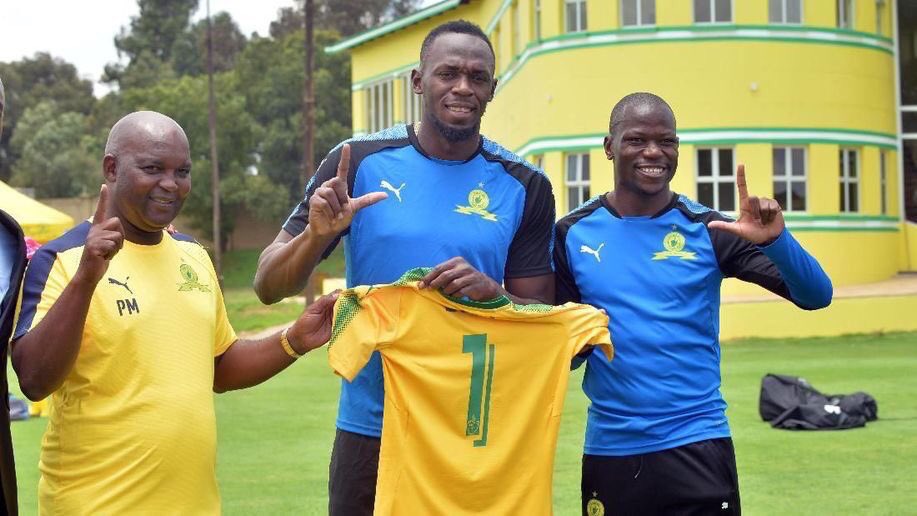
[761,229,833,309]
[213,333,298,393]
[253,227,333,304]
[12,278,96,400]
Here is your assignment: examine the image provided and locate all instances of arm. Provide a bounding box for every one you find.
[13,186,125,400]
[253,143,387,304]
[708,164,832,309]
[213,291,338,392]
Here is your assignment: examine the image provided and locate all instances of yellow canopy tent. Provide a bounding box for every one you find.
[0,180,74,243]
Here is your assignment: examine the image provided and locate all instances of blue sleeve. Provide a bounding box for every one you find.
[759,228,833,310]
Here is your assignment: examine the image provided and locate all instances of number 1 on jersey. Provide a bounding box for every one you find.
[463,334,495,447]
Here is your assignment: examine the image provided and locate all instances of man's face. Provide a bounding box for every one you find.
[413,32,496,142]
[107,129,191,235]
[605,103,679,198]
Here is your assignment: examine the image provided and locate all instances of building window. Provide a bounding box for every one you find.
[769,0,802,24]
[512,1,522,57]
[694,0,732,23]
[696,148,736,211]
[565,0,588,33]
[879,150,887,215]
[773,147,807,212]
[837,0,854,29]
[532,154,544,170]
[839,148,859,212]
[365,80,394,133]
[566,153,590,211]
[621,0,655,27]
[401,75,422,124]
[533,0,542,41]
[875,0,885,34]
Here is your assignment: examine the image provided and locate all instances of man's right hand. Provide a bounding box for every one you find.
[308,143,388,238]
[76,185,125,286]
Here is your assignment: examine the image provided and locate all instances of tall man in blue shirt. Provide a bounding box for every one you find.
[555,92,833,515]
[254,20,555,515]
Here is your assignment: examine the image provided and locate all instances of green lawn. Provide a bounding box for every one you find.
[10,330,916,515]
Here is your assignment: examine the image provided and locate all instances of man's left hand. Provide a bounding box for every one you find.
[708,164,785,244]
[286,291,340,355]
[420,257,504,301]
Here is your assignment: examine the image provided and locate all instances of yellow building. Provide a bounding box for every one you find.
[328,0,917,337]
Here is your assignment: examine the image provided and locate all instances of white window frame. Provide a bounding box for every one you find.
[401,74,422,125]
[620,0,655,27]
[772,147,808,212]
[565,153,591,211]
[533,0,542,41]
[565,0,588,33]
[531,154,544,171]
[840,148,860,213]
[837,0,854,29]
[696,147,736,212]
[693,0,733,24]
[879,149,887,215]
[769,0,803,24]
[364,79,394,133]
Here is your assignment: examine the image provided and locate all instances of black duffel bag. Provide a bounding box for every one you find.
[759,373,878,430]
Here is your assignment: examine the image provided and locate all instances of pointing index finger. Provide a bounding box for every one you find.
[93,185,109,225]
[735,164,749,203]
[336,144,351,183]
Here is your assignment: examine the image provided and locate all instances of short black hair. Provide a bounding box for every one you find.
[609,92,675,134]
[420,19,494,64]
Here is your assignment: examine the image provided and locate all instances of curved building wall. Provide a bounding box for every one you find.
[346,0,906,288]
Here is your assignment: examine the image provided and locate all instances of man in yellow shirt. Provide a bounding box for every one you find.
[12,111,337,514]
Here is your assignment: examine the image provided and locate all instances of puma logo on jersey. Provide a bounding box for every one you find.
[580,243,604,262]
[108,276,134,294]
[380,180,405,202]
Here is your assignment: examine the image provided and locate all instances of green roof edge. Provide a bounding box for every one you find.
[325,0,464,54]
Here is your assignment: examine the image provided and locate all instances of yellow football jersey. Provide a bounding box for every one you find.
[329,268,613,515]
[15,224,236,515]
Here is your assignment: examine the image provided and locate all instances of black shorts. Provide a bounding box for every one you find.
[582,437,741,516]
[328,429,381,516]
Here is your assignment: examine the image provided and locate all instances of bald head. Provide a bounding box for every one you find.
[609,92,675,135]
[105,111,189,157]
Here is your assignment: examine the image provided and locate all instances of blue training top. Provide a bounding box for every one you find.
[283,124,555,437]
[555,193,832,456]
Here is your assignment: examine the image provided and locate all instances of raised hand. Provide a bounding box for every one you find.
[76,185,125,286]
[707,164,785,244]
[308,144,388,238]
[419,257,504,301]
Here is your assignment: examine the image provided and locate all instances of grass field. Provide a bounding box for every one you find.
[10,331,916,514]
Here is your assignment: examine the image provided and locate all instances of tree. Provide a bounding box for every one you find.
[172,12,247,77]
[9,102,97,198]
[0,53,94,181]
[270,0,420,39]
[103,0,199,87]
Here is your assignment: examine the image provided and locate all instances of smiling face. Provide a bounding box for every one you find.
[104,116,191,244]
[605,102,679,204]
[413,31,496,143]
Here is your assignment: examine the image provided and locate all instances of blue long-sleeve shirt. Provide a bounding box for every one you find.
[555,193,832,456]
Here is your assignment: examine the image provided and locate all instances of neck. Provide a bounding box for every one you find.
[606,188,673,217]
[415,119,480,161]
[123,225,165,246]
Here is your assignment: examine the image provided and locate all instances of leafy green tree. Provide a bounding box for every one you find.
[234,30,350,203]
[9,102,97,197]
[270,0,419,38]
[0,53,94,180]
[172,12,247,77]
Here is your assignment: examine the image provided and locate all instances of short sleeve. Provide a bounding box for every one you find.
[14,247,67,340]
[505,172,556,278]
[328,286,403,381]
[212,281,237,357]
[566,304,613,361]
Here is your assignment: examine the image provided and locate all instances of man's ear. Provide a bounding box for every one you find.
[410,68,422,94]
[102,154,118,182]
[603,135,614,160]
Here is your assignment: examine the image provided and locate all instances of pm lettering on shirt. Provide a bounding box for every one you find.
[115,297,140,317]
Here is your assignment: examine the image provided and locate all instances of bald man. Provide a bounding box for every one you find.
[0,75,24,515]
[12,111,338,513]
